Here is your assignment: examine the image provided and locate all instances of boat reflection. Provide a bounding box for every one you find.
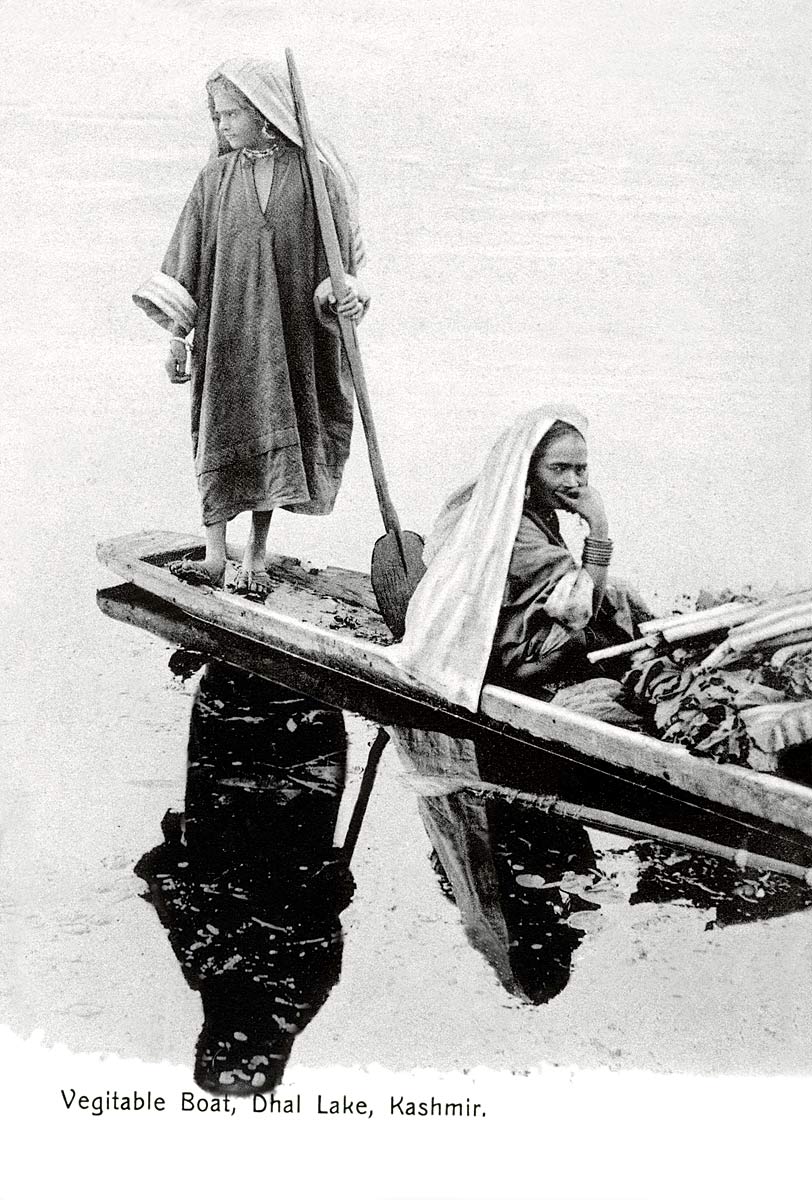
[135,662,354,1095]
[628,842,812,929]
[95,583,812,1076]
[391,725,812,1003]
[422,787,598,1003]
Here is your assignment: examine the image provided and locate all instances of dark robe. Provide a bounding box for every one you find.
[489,509,651,692]
[134,146,357,525]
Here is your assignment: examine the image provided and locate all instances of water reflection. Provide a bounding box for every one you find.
[94,584,812,1083]
[422,789,598,1003]
[392,725,812,1004]
[629,842,812,930]
[135,663,354,1095]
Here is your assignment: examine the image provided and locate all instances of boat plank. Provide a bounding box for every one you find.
[97,532,418,692]
[97,583,455,731]
[482,687,812,834]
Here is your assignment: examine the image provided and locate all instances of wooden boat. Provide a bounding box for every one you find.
[97,531,812,846]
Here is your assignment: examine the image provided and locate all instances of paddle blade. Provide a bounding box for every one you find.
[371,530,426,640]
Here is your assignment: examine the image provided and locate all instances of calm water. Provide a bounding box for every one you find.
[127,641,812,1096]
[3,0,812,1095]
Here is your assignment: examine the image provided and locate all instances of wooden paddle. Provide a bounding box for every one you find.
[286,49,426,639]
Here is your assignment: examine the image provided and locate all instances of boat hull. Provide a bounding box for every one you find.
[96,531,812,838]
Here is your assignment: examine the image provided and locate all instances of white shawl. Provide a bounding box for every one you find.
[387,406,589,711]
[208,57,365,266]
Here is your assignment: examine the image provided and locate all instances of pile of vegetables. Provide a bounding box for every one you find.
[762,643,812,701]
[599,590,812,775]
[622,646,754,765]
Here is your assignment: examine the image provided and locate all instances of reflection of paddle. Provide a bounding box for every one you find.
[335,727,390,864]
[286,49,425,639]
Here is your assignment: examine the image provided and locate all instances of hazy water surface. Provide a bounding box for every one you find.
[3,0,812,1089]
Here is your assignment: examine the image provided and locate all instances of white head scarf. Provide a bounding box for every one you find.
[387,406,589,711]
[207,57,364,265]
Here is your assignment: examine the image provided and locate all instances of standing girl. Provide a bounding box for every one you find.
[134,58,369,599]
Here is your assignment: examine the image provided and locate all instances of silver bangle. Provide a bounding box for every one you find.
[169,335,188,346]
[582,536,613,566]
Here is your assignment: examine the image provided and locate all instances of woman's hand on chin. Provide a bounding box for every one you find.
[565,486,609,536]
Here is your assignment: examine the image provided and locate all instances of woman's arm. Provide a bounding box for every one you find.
[491,518,594,688]
[563,486,612,613]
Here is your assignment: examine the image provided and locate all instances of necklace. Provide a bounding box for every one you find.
[242,129,288,161]
[242,146,277,161]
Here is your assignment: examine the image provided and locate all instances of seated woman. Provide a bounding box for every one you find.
[390,406,652,723]
[487,418,651,700]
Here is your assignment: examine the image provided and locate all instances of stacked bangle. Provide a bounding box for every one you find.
[582,536,613,566]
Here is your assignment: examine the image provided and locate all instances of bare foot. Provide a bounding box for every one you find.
[169,558,226,588]
[229,566,273,602]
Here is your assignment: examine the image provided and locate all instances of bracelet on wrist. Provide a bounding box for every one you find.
[169,335,188,346]
[582,535,613,566]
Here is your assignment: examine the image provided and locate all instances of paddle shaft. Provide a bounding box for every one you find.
[286,49,403,542]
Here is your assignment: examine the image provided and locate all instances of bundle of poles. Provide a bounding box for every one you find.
[587,590,812,670]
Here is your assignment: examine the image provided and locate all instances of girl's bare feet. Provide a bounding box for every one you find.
[169,559,226,588]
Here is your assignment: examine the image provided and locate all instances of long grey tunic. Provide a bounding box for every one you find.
[134,146,357,525]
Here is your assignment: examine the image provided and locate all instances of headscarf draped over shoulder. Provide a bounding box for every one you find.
[208,57,365,266]
[387,406,589,712]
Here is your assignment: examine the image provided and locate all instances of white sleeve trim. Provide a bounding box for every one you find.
[132,272,197,334]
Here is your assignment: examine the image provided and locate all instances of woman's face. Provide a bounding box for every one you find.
[527,431,589,512]
[211,86,265,149]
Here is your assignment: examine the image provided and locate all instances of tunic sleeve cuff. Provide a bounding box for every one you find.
[132,272,197,334]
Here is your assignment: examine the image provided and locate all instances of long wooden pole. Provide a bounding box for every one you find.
[285,49,404,551]
[590,590,812,664]
[637,601,752,636]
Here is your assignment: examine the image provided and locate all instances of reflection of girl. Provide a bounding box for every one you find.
[392,406,651,712]
[134,59,369,599]
[135,663,352,1095]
